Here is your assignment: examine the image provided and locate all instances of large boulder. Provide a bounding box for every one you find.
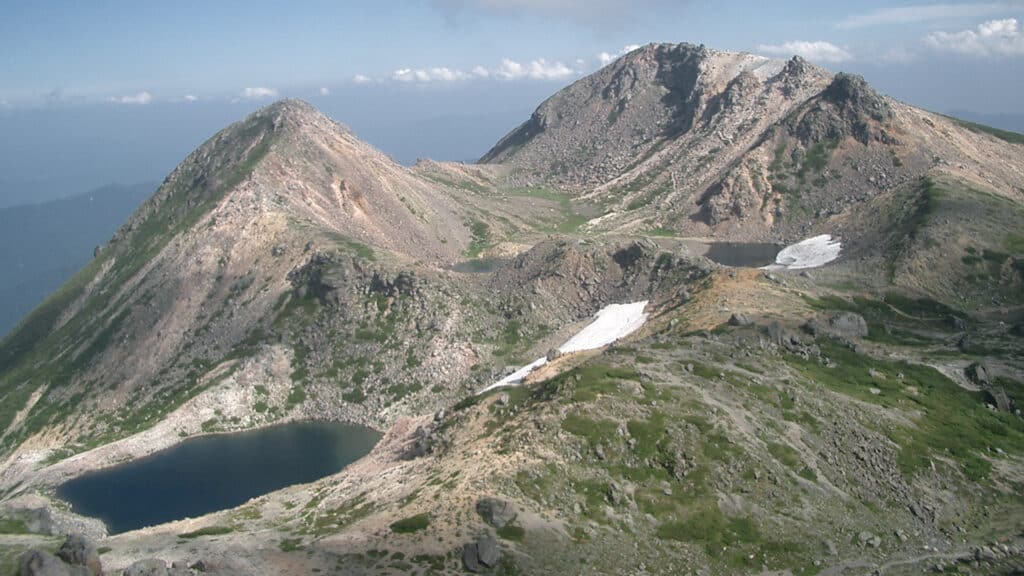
[612,239,657,270]
[857,531,882,548]
[767,321,798,347]
[982,388,1014,413]
[56,534,102,576]
[475,498,517,528]
[461,543,482,573]
[728,313,753,327]
[965,362,990,386]
[829,312,868,339]
[123,559,170,576]
[17,550,87,576]
[947,315,967,332]
[461,533,502,572]
[476,533,500,567]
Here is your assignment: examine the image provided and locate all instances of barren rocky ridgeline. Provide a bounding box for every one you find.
[0,42,1022,575]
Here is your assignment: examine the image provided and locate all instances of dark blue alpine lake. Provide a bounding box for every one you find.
[56,421,381,534]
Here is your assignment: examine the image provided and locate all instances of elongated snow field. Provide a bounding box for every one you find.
[763,234,841,271]
[478,301,649,394]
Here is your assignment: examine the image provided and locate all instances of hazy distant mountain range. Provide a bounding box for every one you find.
[0,182,154,336]
[948,110,1024,134]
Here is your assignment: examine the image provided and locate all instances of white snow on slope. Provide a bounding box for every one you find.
[478,301,649,394]
[763,234,841,271]
[559,302,651,353]
[483,357,548,393]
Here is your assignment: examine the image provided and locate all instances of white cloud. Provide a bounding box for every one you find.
[757,41,854,63]
[318,87,330,96]
[527,59,574,79]
[495,58,575,80]
[240,86,278,100]
[431,67,468,81]
[925,17,1024,56]
[371,57,578,85]
[494,59,524,79]
[598,43,641,66]
[392,67,471,83]
[837,2,1015,29]
[109,91,153,105]
[183,94,197,102]
[387,60,577,83]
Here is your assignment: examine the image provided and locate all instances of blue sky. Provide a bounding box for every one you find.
[0,1,1022,205]
[2,0,1022,107]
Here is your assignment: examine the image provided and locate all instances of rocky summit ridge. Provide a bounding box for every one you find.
[483,43,1022,249]
[2,42,1023,576]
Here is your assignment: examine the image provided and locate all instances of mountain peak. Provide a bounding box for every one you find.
[254,98,319,120]
[104,96,469,267]
[620,41,710,63]
[260,97,316,112]
[243,98,344,137]
[479,41,831,184]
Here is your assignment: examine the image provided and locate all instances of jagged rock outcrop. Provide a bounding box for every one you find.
[286,251,419,305]
[18,534,101,576]
[55,535,102,576]
[487,238,712,325]
[19,550,86,576]
[791,72,894,145]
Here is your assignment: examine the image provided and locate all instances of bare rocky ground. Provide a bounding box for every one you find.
[4,263,1022,575]
[1,43,1023,575]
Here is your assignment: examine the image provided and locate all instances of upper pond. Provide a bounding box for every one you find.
[447,258,507,274]
[686,241,781,268]
[56,421,381,534]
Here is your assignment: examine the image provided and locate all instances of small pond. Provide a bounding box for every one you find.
[448,258,506,274]
[56,421,381,534]
[695,242,781,268]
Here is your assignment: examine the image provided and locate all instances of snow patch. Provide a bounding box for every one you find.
[482,357,548,394]
[763,234,841,271]
[478,301,649,394]
[559,302,650,354]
